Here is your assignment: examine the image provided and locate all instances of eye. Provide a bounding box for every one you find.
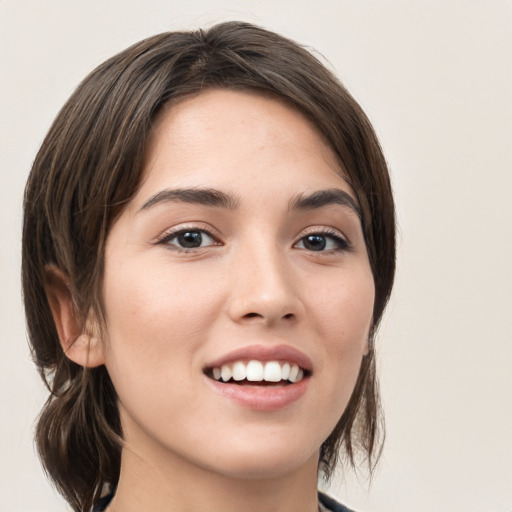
[294,231,350,252]
[159,228,218,251]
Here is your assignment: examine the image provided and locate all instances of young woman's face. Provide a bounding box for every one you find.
[101,89,375,480]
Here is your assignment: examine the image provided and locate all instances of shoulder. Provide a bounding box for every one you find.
[318,491,357,512]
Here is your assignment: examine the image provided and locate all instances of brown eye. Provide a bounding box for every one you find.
[160,229,218,250]
[176,231,204,248]
[302,234,326,251]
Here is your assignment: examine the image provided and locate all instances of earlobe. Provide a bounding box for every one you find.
[68,333,105,368]
[44,265,105,368]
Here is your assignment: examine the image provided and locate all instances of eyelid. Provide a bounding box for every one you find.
[154,223,222,247]
[294,226,353,251]
[152,223,352,252]
[298,226,349,241]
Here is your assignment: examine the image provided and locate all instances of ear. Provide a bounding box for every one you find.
[44,265,105,368]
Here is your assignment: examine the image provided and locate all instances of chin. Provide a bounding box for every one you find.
[198,441,320,481]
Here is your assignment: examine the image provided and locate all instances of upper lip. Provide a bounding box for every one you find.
[204,344,313,372]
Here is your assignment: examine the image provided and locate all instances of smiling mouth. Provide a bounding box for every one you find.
[204,360,309,386]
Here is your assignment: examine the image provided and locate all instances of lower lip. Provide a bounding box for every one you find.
[205,376,309,411]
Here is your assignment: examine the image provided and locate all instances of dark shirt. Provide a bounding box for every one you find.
[319,491,356,512]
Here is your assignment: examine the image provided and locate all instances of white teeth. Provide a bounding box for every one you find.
[263,361,282,382]
[232,361,246,381]
[221,365,232,382]
[288,364,299,382]
[211,360,306,384]
[246,360,264,381]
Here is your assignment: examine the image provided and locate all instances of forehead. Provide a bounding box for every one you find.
[133,89,353,210]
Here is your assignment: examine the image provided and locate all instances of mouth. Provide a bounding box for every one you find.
[204,360,310,386]
[203,345,312,410]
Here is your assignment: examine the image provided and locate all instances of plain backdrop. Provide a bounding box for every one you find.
[1,1,511,511]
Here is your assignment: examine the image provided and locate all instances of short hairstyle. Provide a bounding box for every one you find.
[22,21,395,512]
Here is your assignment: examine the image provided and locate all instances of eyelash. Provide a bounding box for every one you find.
[156,225,221,253]
[156,226,351,254]
[295,228,352,253]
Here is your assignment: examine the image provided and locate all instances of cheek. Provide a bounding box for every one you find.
[297,265,375,446]
[310,265,375,397]
[101,255,225,373]
[312,267,375,349]
[100,258,227,428]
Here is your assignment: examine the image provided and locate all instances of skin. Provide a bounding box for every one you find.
[49,89,375,512]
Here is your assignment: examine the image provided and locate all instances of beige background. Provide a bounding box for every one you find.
[1,1,511,511]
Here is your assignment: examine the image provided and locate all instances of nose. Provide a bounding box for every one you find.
[226,242,304,326]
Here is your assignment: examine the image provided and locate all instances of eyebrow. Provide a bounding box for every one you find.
[289,188,361,218]
[139,188,240,211]
[139,186,361,218]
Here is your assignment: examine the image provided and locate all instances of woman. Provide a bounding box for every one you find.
[22,21,395,512]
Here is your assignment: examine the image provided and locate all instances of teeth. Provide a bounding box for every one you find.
[221,365,232,382]
[211,360,306,384]
[232,361,246,381]
[263,361,282,382]
[281,362,291,380]
[288,364,299,382]
[246,360,263,381]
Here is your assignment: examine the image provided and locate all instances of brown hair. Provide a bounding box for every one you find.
[22,21,395,512]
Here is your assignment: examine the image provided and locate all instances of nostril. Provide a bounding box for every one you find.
[243,312,295,320]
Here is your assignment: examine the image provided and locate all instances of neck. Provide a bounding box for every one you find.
[108,443,320,512]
